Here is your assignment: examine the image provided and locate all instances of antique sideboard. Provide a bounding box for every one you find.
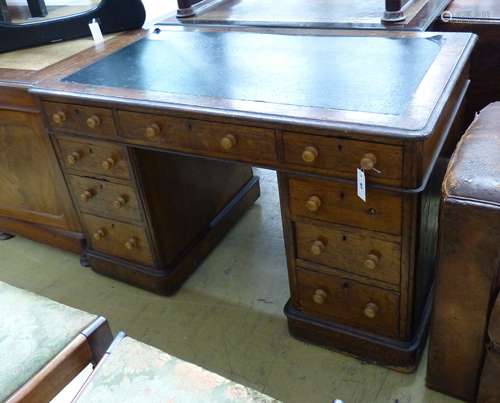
[0,39,102,252]
[30,26,476,370]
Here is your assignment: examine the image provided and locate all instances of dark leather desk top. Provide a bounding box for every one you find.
[64,31,441,116]
[32,27,477,138]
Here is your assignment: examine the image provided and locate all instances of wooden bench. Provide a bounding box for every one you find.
[0,279,278,401]
[0,280,112,402]
[73,332,280,402]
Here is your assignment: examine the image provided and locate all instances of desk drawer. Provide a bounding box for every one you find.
[82,214,154,266]
[69,176,142,224]
[283,132,403,185]
[295,222,401,285]
[296,268,399,338]
[289,178,402,235]
[118,111,277,164]
[57,137,131,180]
[45,102,117,138]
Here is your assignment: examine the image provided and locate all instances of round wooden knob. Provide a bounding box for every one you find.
[145,123,161,140]
[302,146,318,163]
[124,237,137,250]
[220,134,237,151]
[112,196,127,209]
[80,190,94,203]
[313,289,327,305]
[52,111,66,124]
[305,195,322,212]
[364,302,379,319]
[93,229,106,241]
[102,157,116,170]
[86,115,101,129]
[360,153,377,171]
[310,240,326,256]
[66,151,81,166]
[364,252,380,270]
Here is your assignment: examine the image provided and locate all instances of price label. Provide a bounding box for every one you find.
[89,19,104,44]
[357,168,366,202]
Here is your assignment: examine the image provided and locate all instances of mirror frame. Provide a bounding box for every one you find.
[0,0,146,53]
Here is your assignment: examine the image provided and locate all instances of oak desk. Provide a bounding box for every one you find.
[32,26,476,370]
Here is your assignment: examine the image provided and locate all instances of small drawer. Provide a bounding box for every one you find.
[295,222,401,285]
[289,177,402,235]
[45,102,117,138]
[118,111,277,164]
[68,176,142,224]
[57,137,131,180]
[296,268,399,338]
[283,132,403,185]
[81,214,154,266]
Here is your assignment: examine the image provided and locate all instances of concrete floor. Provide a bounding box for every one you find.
[0,169,459,403]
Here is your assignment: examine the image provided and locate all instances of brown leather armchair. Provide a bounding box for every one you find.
[427,102,500,402]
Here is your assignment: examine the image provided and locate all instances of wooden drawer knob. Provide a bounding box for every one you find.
[124,237,137,250]
[310,239,326,256]
[313,289,327,305]
[52,111,66,124]
[302,146,318,163]
[86,115,101,129]
[93,228,106,241]
[360,153,377,171]
[66,151,82,166]
[145,123,161,140]
[364,302,379,319]
[102,157,116,170]
[305,195,322,212]
[220,134,237,151]
[80,190,94,203]
[112,196,127,209]
[364,252,380,270]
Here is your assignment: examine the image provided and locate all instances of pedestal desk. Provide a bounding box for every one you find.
[32,26,476,370]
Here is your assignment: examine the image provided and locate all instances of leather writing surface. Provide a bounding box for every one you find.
[64,31,441,115]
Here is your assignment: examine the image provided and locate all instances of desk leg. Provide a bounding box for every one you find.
[27,0,47,17]
[0,0,10,22]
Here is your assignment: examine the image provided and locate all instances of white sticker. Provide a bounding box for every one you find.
[89,19,104,44]
[357,168,366,202]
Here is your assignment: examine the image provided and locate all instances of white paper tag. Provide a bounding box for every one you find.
[89,19,104,44]
[357,168,366,202]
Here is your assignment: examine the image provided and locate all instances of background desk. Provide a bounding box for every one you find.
[165,0,450,30]
[435,0,500,115]
[32,26,476,370]
[0,38,103,253]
